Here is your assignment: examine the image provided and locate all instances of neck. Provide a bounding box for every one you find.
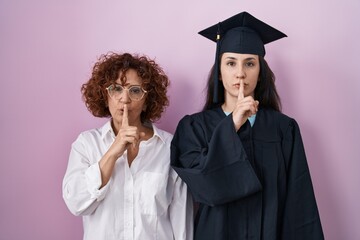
[222,95,237,112]
[111,119,154,141]
[111,118,143,135]
[221,102,233,113]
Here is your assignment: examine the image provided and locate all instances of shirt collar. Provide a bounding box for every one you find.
[151,124,166,144]
[101,120,115,140]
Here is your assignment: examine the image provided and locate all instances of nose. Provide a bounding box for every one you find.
[119,89,131,103]
[236,66,246,79]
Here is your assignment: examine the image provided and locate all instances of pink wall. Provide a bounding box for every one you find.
[1,1,359,239]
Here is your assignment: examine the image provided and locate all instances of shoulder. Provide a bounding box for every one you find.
[76,128,100,143]
[254,108,300,140]
[268,109,300,133]
[78,127,101,138]
[177,108,224,129]
[258,108,296,126]
[75,121,110,144]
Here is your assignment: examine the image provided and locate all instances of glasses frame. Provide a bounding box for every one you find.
[106,84,147,101]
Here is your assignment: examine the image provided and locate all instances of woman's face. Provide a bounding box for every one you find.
[107,69,146,129]
[220,52,260,101]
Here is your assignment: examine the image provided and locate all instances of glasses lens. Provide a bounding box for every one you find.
[107,84,145,101]
[129,86,145,100]
[107,84,123,99]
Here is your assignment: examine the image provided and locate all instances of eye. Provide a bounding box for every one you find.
[112,85,123,92]
[226,61,236,67]
[129,86,142,94]
[245,61,255,67]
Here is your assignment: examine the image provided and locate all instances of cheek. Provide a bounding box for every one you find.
[107,99,117,113]
[250,80,258,89]
[250,70,260,83]
[220,72,231,85]
[130,101,146,113]
[220,65,231,78]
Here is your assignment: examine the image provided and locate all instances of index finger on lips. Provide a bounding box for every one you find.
[122,104,129,127]
[238,79,245,101]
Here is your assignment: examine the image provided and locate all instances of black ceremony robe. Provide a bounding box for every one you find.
[170,107,324,240]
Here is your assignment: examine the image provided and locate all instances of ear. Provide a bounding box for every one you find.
[142,105,147,111]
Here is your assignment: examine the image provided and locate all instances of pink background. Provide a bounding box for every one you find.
[1,1,359,239]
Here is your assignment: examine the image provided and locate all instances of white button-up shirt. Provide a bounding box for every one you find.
[63,121,193,240]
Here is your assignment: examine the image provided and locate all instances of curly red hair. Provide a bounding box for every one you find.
[81,52,170,123]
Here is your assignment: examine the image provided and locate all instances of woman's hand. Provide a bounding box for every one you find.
[109,104,141,159]
[99,104,144,187]
[232,79,259,131]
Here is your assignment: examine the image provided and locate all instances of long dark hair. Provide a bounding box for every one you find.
[202,56,281,112]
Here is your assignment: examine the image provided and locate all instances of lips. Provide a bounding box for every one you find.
[234,83,247,87]
[119,108,131,114]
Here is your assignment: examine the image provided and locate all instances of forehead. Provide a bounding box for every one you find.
[221,52,259,61]
[115,69,143,85]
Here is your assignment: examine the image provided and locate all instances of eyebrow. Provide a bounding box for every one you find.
[114,83,141,87]
[224,56,257,61]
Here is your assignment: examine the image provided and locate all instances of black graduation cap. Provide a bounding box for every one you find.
[199,11,287,103]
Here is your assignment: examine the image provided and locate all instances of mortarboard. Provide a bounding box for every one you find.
[199,11,287,103]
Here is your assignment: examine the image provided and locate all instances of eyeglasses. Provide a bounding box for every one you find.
[106,84,147,101]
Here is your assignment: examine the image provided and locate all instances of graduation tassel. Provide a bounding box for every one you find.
[212,23,221,104]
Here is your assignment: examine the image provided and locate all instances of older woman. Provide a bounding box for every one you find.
[63,52,193,240]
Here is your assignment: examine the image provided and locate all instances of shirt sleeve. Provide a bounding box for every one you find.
[281,120,324,239]
[171,114,262,206]
[169,171,194,240]
[62,134,111,216]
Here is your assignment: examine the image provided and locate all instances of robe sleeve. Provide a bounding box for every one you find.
[170,114,262,206]
[281,120,324,239]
